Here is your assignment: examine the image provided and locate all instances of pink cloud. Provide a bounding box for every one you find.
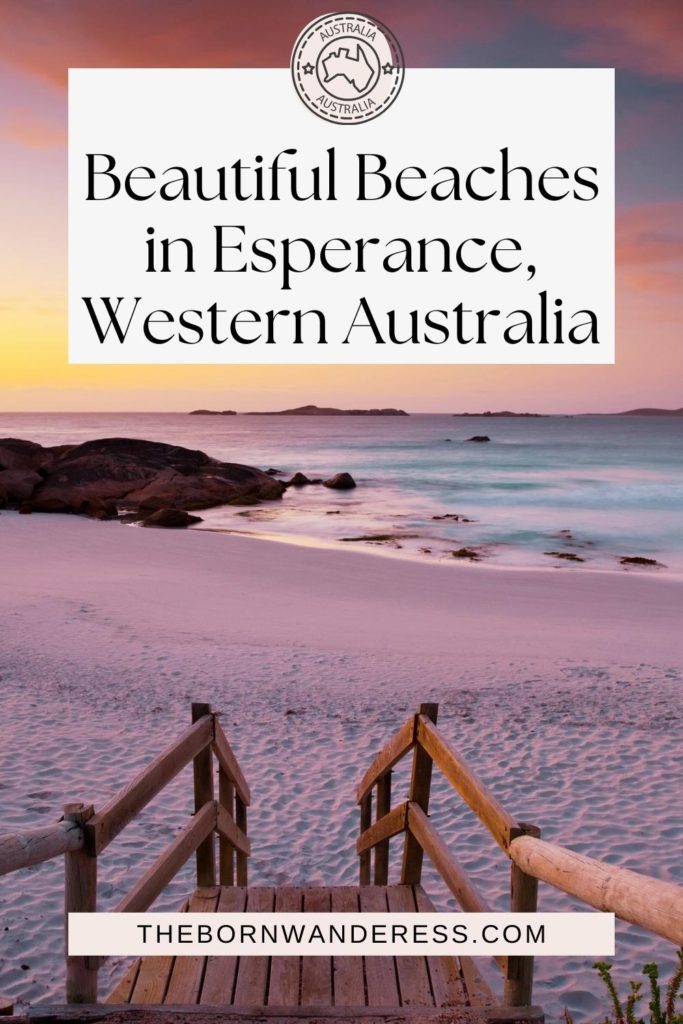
[526,0,683,80]
[0,0,514,88]
[2,109,65,148]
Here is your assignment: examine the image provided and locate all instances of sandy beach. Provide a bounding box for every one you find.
[1,513,682,1020]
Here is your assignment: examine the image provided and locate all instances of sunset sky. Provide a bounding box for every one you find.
[0,0,681,412]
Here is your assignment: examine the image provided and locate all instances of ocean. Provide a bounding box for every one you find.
[2,411,681,574]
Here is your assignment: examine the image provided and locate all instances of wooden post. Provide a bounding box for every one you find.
[359,792,372,884]
[504,823,541,1007]
[235,795,248,886]
[401,703,438,885]
[218,769,235,886]
[64,803,97,1004]
[192,703,216,887]
[374,772,392,885]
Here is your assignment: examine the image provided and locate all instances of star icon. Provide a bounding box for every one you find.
[302,62,315,75]
[382,62,394,74]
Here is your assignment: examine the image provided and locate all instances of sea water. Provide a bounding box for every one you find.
[1,412,681,573]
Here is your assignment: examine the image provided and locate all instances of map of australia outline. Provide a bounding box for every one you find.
[322,44,375,93]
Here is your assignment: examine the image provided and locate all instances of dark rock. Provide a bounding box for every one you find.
[0,439,54,473]
[37,438,286,512]
[619,556,660,566]
[80,498,119,520]
[141,508,203,528]
[323,472,357,490]
[247,404,408,417]
[451,547,482,561]
[0,469,42,503]
[189,409,236,416]
[18,502,33,515]
[432,513,475,523]
[266,468,283,475]
[544,551,585,563]
[465,436,491,443]
[286,472,313,487]
[341,533,418,544]
[0,437,286,517]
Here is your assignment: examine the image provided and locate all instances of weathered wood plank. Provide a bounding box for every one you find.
[0,819,83,877]
[218,774,235,886]
[64,804,98,1005]
[213,723,251,807]
[413,887,466,1007]
[235,798,248,887]
[386,887,432,1008]
[460,957,497,1009]
[503,825,540,1007]
[129,957,175,1005]
[192,704,216,888]
[401,705,438,886]
[18,1004,546,1022]
[164,889,219,1004]
[200,887,247,1004]
[216,805,251,857]
[330,888,364,1007]
[300,889,332,1007]
[357,804,408,857]
[87,716,213,855]
[510,833,683,946]
[374,774,392,887]
[416,717,516,852]
[115,802,216,915]
[358,887,399,1008]
[105,961,140,1004]
[268,888,302,1007]
[232,888,274,1006]
[356,719,414,804]
[359,795,372,886]
[406,805,491,914]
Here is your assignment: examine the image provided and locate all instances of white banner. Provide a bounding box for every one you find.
[69,911,615,956]
[68,68,614,365]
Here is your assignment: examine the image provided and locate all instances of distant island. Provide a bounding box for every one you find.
[612,407,683,416]
[189,409,236,416]
[452,410,546,418]
[245,404,409,417]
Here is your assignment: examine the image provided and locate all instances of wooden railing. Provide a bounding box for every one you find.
[0,702,250,1005]
[357,702,683,1009]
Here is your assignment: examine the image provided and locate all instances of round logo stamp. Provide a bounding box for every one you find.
[291,12,404,124]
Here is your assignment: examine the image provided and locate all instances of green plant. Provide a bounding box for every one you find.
[562,951,683,1024]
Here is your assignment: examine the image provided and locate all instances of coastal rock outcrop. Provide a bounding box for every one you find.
[323,472,357,490]
[247,404,408,417]
[141,508,203,528]
[0,437,286,518]
[465,436,491,443]
[0,469,43,503]
[286,472,315,487]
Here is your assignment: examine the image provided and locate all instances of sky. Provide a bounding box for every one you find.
[0,0,681,413]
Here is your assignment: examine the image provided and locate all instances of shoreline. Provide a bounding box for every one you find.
[196,519,681,579]
[2,511,681,663]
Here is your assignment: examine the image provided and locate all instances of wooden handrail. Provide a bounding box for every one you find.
[510,834,683,947]
[86,714,213,855]
[356,717,414,803]
[213,720,251,806]
[0,819,83,877]
[406,804,492,914]
[216,804,251,857]
[416,715,517,851]
[115,801,217,914]
[356,802,409,855]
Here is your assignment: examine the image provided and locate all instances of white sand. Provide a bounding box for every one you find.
[0,514,681,1020]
